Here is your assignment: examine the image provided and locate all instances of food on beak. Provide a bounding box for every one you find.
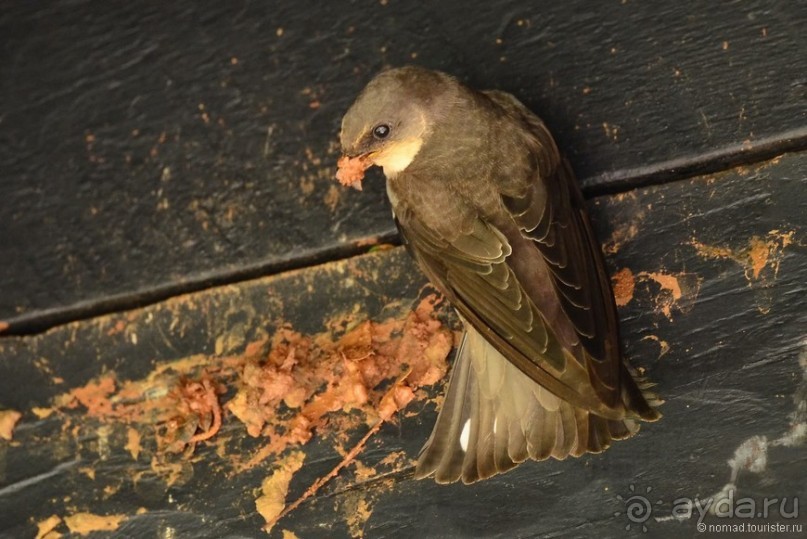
[335,154,373,190]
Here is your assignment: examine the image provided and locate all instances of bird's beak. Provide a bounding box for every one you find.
[345,150,378,161]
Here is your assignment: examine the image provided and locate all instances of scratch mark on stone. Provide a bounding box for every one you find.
[0,459,80,497]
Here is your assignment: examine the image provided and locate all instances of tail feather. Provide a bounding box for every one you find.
[415,327,660,484]
[621,365,663,421]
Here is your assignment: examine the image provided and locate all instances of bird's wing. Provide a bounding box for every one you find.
[397,212,612,413]
[398,211,644,483]
[483,89,623,403]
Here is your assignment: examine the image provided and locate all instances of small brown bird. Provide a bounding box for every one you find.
[336,66,660,484]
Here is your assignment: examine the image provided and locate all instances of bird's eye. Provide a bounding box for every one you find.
[373,124,391,139]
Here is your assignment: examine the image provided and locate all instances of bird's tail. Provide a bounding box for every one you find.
[620,363,663,422]
[415,327,660,484]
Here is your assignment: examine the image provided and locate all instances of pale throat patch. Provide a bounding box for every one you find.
[374,137,423,177]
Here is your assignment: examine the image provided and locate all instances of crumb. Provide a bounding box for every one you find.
[157,375,224,454]
[336,155,372,190]
[64,512,127,536]
[0,409,22,441]
[256,451,306,532]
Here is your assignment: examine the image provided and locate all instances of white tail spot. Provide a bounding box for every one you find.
[460,419,471,452]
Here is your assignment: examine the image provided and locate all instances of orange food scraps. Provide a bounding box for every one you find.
[335,155,372,190]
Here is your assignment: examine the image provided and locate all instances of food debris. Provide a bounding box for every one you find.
[324,184,342,212]
[229,295,452,470]
[336,155,373,190]
[157,374,225,454]
[748,237,772,280]
[265,369,413,532]
[641,335,671,358]
[611,264,710,322]
[689,230,795,313]
[600,192,646,254]
[125,427,142,461]
[34,515,63,539]
[343,492,374,538]
[48,296,450,472]
[63,512,127,536]
[39,294,453,533]
[31,406,55,419]
[56,375,117,417]
[690,230,795,283]
[256,451,306,533]
[0,409,22,441]
[352,459,378,483]
[639,271,702,320]
[611,267,635,307]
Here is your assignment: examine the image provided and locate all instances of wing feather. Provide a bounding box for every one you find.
[484,90,622,393]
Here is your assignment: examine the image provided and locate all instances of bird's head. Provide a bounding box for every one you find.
[338,66,456,182]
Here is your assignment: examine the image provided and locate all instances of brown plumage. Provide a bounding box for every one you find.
[337,66,660,484]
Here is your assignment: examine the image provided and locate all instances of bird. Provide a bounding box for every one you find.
[335,66,660,484]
